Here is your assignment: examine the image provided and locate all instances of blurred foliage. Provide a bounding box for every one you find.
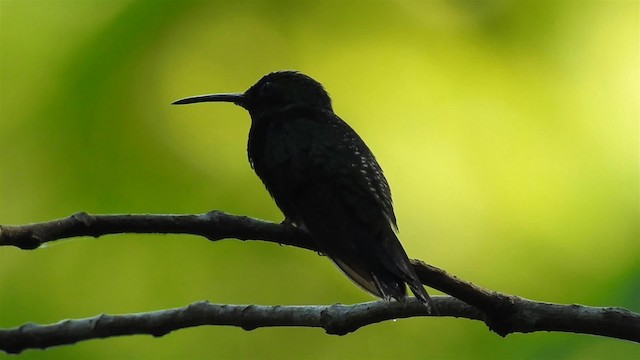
[0,0,638,359]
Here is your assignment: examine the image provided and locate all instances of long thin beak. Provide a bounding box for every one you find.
[172,93,245,106]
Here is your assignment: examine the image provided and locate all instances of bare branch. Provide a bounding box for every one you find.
[0,211,638,353]
[2,297,637,354]
[0,297,473,353]
[0,211,312,250]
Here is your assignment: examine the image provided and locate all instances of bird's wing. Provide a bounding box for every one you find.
[253,108,396,227]
[306,110,398,229]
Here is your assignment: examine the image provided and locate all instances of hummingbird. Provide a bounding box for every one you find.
[173,71,431,306]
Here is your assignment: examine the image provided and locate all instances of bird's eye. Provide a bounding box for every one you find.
[260,81,275,96]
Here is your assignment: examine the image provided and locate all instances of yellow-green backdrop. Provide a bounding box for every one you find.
[1,1,638,359]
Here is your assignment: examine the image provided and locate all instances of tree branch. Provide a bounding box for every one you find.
[0,297,477,353]
[1,297,637,354]
[1,211,638,353]
[0,211,313,251]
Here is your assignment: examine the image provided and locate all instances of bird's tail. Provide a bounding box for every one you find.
[329,228,432,308]
[375,227,432,306]
[331,258,404,300]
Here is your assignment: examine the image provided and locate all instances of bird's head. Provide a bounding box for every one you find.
[172,71,333,115]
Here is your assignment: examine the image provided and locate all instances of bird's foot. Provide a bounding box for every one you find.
[280,218,297,227]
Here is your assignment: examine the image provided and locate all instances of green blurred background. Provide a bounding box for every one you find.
[1,1,638,359]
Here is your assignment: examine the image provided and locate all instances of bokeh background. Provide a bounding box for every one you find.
[1,1,638,359]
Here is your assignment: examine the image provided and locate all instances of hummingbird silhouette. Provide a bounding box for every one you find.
[173,71,431,306]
